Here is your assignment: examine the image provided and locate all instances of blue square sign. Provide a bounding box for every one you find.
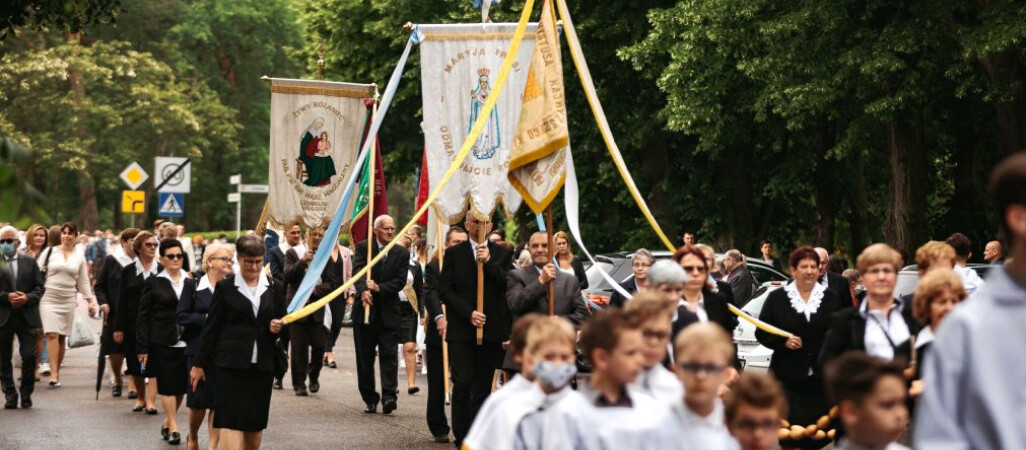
[158,193,185,217]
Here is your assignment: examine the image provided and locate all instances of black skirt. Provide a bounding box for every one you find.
[186,355,215,410]
[123,334,143,376]
[398,302,418,344]
[100,320,123,355]
[212,366,273,432]
[151,346,188,396]
[780,377,831,449]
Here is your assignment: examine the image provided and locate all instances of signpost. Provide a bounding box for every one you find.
[158,193,185,218]
[155,157,192,193]
[119,162,149,190]
[227,175,268,240]
[121,190,146,214]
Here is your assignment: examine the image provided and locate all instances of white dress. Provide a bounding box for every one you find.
[38,246,95,335]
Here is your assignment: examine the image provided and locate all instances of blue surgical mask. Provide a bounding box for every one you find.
[0,242,15,257]
[533,361,577,390]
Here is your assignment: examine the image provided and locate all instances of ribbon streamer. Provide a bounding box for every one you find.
[286,30,423,314]
[284,1,537,324]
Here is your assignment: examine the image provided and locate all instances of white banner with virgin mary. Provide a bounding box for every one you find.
[266,78,376,228]
[419,23,536,223]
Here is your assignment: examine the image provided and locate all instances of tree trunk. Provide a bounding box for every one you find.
[719,143,755,252]
[975,50,1026,155]
[65,32,100,231]
[883,115,928,259]
[848,149,870,254]
[813,128,838,249]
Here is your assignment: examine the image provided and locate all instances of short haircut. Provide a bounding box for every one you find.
[913,269,967,325]
[856,243,903,273]
[158,238,183,257]
[789,245,820,269]
[724,249,745,265]
[580,310,640,361]
[915,241,956,272]
[158,221,177,238]
[0,225,18,238]
[647,259,687,287]
[944,233,972,260]
[624,291,675,322]
[760,240,771,247]
[524,315,576,356]
[133,231,155,255]
[235,234,265,258]
[725,372,788,422]
[372,215,392,229]
[119,228,140,243]
[841,268,860,284]
[674,322,734,363]
[672,244,707,267]
[489,228,505,239]
[445,226,468,243]
[153,219,165,229]
[202,243,233,272]
[694,243,716,260]
[633,248,654,263]
[989,153,1026,246]
[60,222,79,236]
[826,351,906,406]
[509,313,546,357]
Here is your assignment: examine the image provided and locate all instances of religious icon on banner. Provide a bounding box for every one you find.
[298,115,338,187]
[469,68,501,160]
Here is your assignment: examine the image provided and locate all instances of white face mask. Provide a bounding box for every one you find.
[533,361,577,390]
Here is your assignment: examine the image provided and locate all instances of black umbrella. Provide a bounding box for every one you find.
[95,311,106,400]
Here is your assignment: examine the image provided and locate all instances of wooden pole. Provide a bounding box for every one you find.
[364,106,377,325]
[437,220,451,404]
[476,225,485,345]
[546,205,555,316]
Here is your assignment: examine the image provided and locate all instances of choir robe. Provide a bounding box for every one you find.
[463,375,544,450]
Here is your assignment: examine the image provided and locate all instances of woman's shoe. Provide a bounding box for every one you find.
[128,390,138,399]
[168,432,181,445]
[161,426,170,440]
[145,407,159,415]
[328,360,338,369]
[132,404,145,412]
[322,357,329,367]
[48,380,60,388]
[112,384,123,397]
[408,386,420,395]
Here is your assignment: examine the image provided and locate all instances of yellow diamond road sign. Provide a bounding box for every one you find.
[119,162,149,190]
[122,190,146,214]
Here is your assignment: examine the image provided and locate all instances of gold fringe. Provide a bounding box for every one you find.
[270,85,375,98]
[422,32,537,41]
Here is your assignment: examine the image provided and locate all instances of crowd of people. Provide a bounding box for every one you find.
[1,153,1025,450]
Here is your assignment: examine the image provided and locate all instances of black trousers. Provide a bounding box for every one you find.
[449,340,503,446]
[0,314,37,397]
[289,319,325,389]
[425,340,450,438]
[275,325,290,382]
[325,297,344,352]
[352,321,398,405]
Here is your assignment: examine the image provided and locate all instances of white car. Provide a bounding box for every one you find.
[734,282,783,372]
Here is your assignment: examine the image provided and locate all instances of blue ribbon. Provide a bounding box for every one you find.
[472,0,500,8]
[288,30,422,313]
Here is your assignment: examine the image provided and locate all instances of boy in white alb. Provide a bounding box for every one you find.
[625,291,683,406]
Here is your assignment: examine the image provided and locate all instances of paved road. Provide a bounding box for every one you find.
[0,304,444,450]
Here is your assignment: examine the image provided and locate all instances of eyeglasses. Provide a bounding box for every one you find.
[678,362,727,375]
[239,258,263,267]
[209,256,231,263]
[681,265,708,273]
[642,329,671,341]
[731,419,779,433]
[632,262,651,268]
[376,227,396,232]
[143,243,158,248]
[164,254,185,260]
[865,267,896,276]
[0,239,15,244]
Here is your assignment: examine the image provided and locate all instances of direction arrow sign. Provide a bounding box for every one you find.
[119,162,149,190]
[239,184,269,194]
[121,190,146,213]
[155,157,192,193]
[227,193,241,203]
[229,174,241,185]
[158,193,185,217]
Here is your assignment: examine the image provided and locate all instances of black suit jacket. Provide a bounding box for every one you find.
[609,278,638,309]
[716,280,737,306]
[506,266,589,326]
[195,275,286,371]
[283,247,325,324]
[703,288,739,337]
[727,266,756,307]
[178,284,215,356]
[113,262,162,336]
[439,240,512,343]
[756,288,844,383]
[94,254,126,308]
[819,300,918,367]
[423,260,443,346]
[823,272,854,307]
[268,246,286,282]
[352,239,409,330]
[0,254,45,328]
[137,275,196,354]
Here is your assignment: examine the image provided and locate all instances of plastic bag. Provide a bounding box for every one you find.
[68,308,96,348]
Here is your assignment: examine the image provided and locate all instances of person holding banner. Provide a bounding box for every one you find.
[352,215,409,415]
[438,215,512,447]
[284,227,337,396]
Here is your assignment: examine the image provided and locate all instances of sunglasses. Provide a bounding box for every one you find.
[143,243,158,248]
[678,362,727,375]
[0,239,15,244]
[164,254,185,260]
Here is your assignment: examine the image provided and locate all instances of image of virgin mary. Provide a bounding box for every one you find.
[299,115,337,187]
[468,68,501,160]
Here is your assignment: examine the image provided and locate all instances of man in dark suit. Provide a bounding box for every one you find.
[353,215,409,415]
[438,215,512,448]
[422,226,469,444]
[816,247,855,307]
[0,226,45,409]
[504,231,589,369]
[284,227,333,397]
[269,224,304,282]
[722,249,756,307]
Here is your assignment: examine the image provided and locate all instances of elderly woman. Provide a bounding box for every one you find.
[115,230,161,413]
[190,235,286,450]
[37,222,98,387]
[756,246,844,449]
[820,243,919,366]
[94,228,140,397]
[609,249,654,308]
[139,239,196,445]
[178,242,232,450]
[553,231,588,289]
[909,269,966,397]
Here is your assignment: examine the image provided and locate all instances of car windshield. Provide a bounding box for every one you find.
[586,261,614,290]
[894,271,919,298]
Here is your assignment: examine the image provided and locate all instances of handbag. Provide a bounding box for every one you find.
[69,308,97,348]
[272,338,288,380]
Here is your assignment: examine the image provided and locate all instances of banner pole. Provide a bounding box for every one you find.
[546,205,555,316]
[437,220,451,403]
[476,225,485,345]
[364,103,378,325]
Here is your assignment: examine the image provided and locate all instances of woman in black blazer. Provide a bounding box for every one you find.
[113,230,161,414]
[138,239,195,446]
[609,249,654,309]
[757,247,844,449]
[94,227,139,398]
[190,235,286,449]
[177,242,233,450]
[553,231,588,289]
[671,246,739,337]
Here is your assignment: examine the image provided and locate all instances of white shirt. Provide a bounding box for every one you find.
[833,439,909,450]
[859,297,910,361]
[666,400,739,450]
[953,264,985,297]
[539,385,671,450]
[629,364,684,408]
[678,293,709,323]
[465,375,544,450]
[135,258,159,279]
[196,274,215,293]
[234,271,269,364]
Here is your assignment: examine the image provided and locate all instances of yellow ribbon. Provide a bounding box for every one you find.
[284,0,538,324]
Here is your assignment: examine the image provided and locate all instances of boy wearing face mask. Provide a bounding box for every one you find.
[826,352,909,450]
[464,313,550,450]
[725,373,788,450]
[624,291,682,406]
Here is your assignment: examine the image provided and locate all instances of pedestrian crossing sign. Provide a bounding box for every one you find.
[158,193,185,217]
[121,190,145,214]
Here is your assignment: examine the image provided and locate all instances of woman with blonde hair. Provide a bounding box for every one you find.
[909,269,966,397]
[20,224,48,259]
[553,231,587,289]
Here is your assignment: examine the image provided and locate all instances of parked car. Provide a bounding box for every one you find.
[733,282,782,372]
[893,263,995,298]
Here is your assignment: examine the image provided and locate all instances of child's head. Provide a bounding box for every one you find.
[580,310,645,386]
[826,352,908,447]
[725,373,788,450]
[673,323,734,406]
[521,316,577,392]
[624,292,676,369]
[510,313,547,379]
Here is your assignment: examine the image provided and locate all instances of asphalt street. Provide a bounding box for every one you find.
[0,303,444,450]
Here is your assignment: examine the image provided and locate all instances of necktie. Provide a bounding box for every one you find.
[6,258,15,287]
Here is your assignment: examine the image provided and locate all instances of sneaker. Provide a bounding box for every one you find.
[39,363,51,376]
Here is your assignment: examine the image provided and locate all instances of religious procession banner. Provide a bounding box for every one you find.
[266,78,376,228]
[508,0,569,214]
[419,23,538,223]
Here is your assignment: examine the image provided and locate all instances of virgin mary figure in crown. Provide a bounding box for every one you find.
[468,67,501,160]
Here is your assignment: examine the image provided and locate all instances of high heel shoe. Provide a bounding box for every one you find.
[161,426,170,440]
[168,431,181,445]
